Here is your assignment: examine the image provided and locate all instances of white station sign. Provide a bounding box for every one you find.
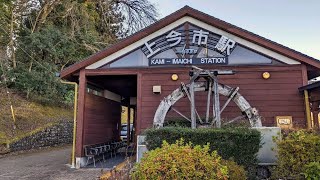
[142,28,236,66]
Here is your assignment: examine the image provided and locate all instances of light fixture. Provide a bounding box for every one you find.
[262,72,270,79]
[152,85,161,94]
[171,74,179,81]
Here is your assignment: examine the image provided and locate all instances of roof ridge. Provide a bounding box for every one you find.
[183,6,320,62]
[61,6,320,79]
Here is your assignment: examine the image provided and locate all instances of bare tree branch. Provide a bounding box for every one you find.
[112,0,158,35]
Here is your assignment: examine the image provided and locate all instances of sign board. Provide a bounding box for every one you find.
[149,57,228,66]
[276,116,293,129]
[142,26,237,66]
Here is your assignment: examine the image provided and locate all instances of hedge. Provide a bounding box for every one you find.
[143,127,261,177]
[272,130,320,179]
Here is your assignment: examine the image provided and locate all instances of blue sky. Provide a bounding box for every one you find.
[149,0,320,60]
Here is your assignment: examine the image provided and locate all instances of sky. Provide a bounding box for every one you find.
[149,0,320,60]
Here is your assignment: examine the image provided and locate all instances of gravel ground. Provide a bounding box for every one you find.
[0,145,108,180]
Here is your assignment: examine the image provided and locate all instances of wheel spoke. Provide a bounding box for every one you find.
[171,107,191,122]
[205,81,212,123]
[211,76,221,127]
[220,87,239,114]
[223,115,246,125]
[181,82,204,124]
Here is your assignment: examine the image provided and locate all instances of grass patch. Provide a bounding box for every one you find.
[0,88,73,144]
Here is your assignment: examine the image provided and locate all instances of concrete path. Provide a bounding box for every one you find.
[0,145,107,180]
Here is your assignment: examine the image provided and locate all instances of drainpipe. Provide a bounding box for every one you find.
[304,90,312,129]
[61,80,78,168]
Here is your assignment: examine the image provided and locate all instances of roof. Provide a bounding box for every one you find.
[60,6,320,79]
[299,81,320,92]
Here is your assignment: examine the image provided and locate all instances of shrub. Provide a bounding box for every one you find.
[163,118,191,127]
[221,160,247,180]
[144,127,261,176]
[131,139,229,180]
[303,162,320,180]
[272,130,320,179]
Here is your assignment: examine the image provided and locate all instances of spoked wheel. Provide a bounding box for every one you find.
[153,67,262,129]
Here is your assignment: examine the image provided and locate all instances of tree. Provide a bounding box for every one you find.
[115,0,158,34]
[0,0,158,104]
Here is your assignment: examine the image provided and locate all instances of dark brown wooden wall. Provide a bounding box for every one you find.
[310,89,320,102]
[140,65,306,131]
[83,93,121,145]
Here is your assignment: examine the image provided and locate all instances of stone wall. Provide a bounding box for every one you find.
[8,120,73,152]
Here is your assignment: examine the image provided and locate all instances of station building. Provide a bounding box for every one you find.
[60,6,320,167]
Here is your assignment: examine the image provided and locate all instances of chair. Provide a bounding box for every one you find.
[85,146,98,167]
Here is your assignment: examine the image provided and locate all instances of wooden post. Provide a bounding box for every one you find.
[127,100,131,146]
[301,64,312,129]
[205,81,212,123]
[212,82,215,126]
[311,101,320,130]
[312,111,319,130]
[213,75,221,128]
[76,69,86,157]
[133,106,137,144]
[136,73,142,135]
[190,81,196,129]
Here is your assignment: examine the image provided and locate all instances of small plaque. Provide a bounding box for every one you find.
[276,116,293,129]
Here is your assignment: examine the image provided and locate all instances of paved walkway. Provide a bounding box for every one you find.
[0,145,108,180]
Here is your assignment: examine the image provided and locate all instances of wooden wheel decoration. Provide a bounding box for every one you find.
[153,66,262,129]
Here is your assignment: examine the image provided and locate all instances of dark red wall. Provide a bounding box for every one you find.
[83,93,121,145]
[139,65,306,131]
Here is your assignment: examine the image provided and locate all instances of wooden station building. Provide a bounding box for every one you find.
[60,6,320,167]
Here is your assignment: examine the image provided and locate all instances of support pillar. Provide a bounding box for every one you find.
[190,81,196,129]
[75,69,86,168]
[127,101,131,146]
[213,75,221,128]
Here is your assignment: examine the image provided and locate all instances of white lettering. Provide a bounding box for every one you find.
[145,41,161,58]
[215,36,236,55]
[200,58,226,64]
[172,58,192,64]
[166,30,182,47]
[151,59,165,64]
[192,30,209,45]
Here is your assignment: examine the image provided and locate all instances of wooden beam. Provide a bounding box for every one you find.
[81,65,303,77]
[76,69,86,157]
[85,69,139,76]
[136,73,142,135]
[301,64,308,85]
